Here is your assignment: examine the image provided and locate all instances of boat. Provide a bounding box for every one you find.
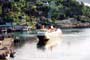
[0,38,15,59]
[37,28,63,50]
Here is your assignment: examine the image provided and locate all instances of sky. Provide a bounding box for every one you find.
[77,0,90,3]
[77,0,90,6]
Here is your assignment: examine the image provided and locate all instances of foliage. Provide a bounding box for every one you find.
[0,0,90,26]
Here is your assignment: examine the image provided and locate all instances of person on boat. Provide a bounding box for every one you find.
[41,25,45,29]
[40,25,47,31]
[48,25,56,32]
[40,24,58,32]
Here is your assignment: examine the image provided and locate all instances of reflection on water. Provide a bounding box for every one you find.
[7,28,90,60]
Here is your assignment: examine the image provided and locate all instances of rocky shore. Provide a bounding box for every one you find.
[55,18,90,28]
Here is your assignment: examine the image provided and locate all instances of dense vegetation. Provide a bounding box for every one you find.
[0,0,90,26]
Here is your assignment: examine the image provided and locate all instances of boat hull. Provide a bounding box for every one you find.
[37,29,63,50]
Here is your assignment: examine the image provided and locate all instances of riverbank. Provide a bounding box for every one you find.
[0,18,90,31]
[55,18,90,28]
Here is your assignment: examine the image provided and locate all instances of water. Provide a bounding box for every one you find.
[7,28,90,60]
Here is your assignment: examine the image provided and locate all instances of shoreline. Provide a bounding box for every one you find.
[58,24,90,29]
[55,18,90,29]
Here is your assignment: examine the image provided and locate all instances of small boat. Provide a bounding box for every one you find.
[0,38,15,59]
[37,28,63,50]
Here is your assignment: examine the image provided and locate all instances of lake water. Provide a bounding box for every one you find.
[7,28,90,60]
